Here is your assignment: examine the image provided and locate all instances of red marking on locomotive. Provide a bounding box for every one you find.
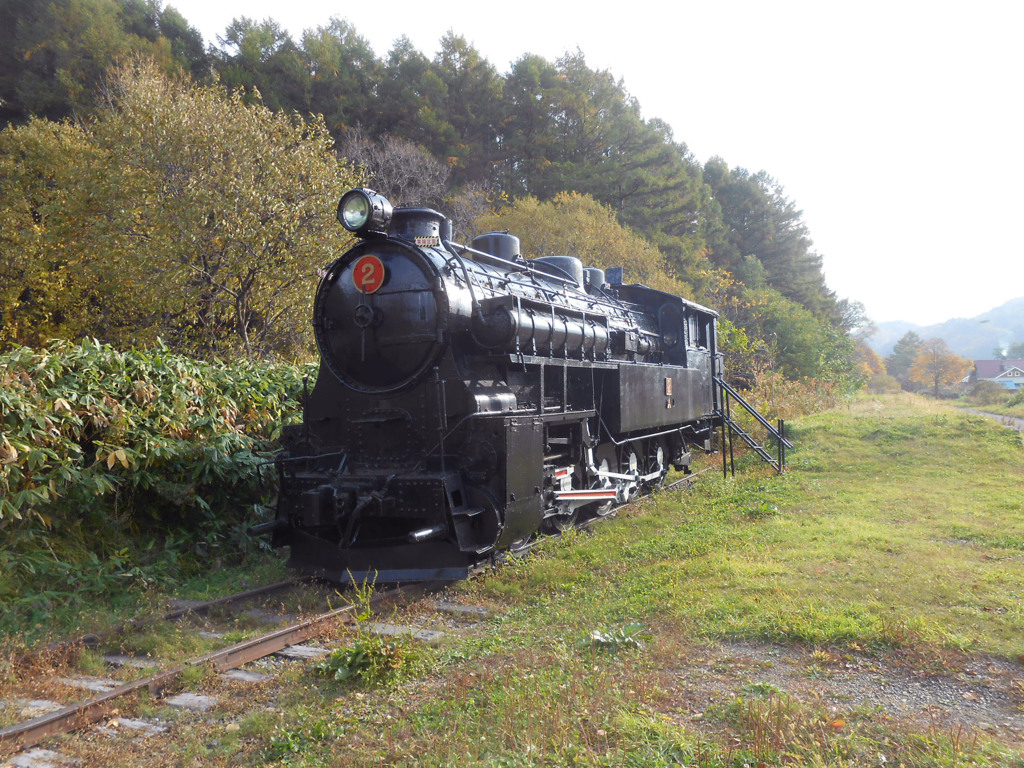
[352,255,386,294]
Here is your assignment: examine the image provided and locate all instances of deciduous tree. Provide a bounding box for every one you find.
[0,60,358,359]
[909,338,970,397]
[854,340,886,379]
[337,127,449,208]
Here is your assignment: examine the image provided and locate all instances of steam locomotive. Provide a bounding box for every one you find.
[263,188,723,581]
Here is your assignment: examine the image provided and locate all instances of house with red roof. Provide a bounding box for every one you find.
[970,359,1024,390]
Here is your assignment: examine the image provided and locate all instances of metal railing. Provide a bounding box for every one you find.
[714,376,791,476]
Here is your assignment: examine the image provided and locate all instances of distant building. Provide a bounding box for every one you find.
[969,359,1024,390]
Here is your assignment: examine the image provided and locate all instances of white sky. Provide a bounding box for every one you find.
[167,0,1024,326]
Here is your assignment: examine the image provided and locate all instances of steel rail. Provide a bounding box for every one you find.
[13,578,308,670]
[663,465,716,491]
[160,578,310,622]
[0,586,413,755]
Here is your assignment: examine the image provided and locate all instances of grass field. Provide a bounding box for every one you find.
[9,393,1024,766]
[260,394,1023,767]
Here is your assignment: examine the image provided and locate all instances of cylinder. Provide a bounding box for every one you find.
[472,232,521,262]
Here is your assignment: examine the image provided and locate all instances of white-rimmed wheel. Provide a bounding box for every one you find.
[507,535,534,557]
[645,439,668,490]
[622,447,641,502]
[590,445,617,518]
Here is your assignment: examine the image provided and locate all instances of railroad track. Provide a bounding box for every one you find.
[0,581,425,758]
[0,469,709,762]
[11,578,307,672]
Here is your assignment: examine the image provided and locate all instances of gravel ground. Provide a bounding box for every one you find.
[670,641,1024,744]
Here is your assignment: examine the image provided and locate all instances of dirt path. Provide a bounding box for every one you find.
[960,408,1024,431]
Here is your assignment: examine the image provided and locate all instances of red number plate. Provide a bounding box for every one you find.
[352,255,386,294]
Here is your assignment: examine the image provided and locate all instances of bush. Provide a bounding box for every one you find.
[743,369,845,422]
[315,634,422,687]
[0,338,311,624]
[970,380,1011,406]
[868,374,902,393]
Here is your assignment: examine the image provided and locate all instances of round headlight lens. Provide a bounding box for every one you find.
[340,192,371,230]
[337,188,394,235]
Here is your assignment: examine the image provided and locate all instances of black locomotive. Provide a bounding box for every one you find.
[265,188,723,581]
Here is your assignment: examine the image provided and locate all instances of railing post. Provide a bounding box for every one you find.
[714,376,791,477]
[778,418,785,472]
[725,389,735,477]
[721,387,728,480]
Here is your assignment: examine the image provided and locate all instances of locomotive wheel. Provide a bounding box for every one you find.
[622,447,641,502]
[645,439,668,490]
[544,503,578,533]
[507,535,534,557]
[590,445,617,518]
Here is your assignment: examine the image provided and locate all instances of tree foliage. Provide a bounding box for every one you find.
[909,338,971,397]
[0,60,358,358]
[0,10,860,387]
[212,16,308,113]
[496,53,714,281]
[0,118,115,345]
[704,158,837,322]
[0,0,208,124]
[723,287,857,382]
[301,19,381,136]
[853,340,886,379]
[886,331,923,390]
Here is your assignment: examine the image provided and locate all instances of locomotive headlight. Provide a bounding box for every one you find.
[337,188,393,235]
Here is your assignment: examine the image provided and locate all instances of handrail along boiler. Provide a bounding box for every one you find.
[266,188,724,581]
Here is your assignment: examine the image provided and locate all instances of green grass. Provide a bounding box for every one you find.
[456,400,1023,657]
[23,393,1024,767]
[0,551,289,657]
[277,394,1024,767]
[958,390,1024,420]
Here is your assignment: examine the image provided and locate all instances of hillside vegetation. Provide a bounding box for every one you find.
[1,0,866,388]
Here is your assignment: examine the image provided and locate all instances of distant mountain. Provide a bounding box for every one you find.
[867,297,1024,360]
